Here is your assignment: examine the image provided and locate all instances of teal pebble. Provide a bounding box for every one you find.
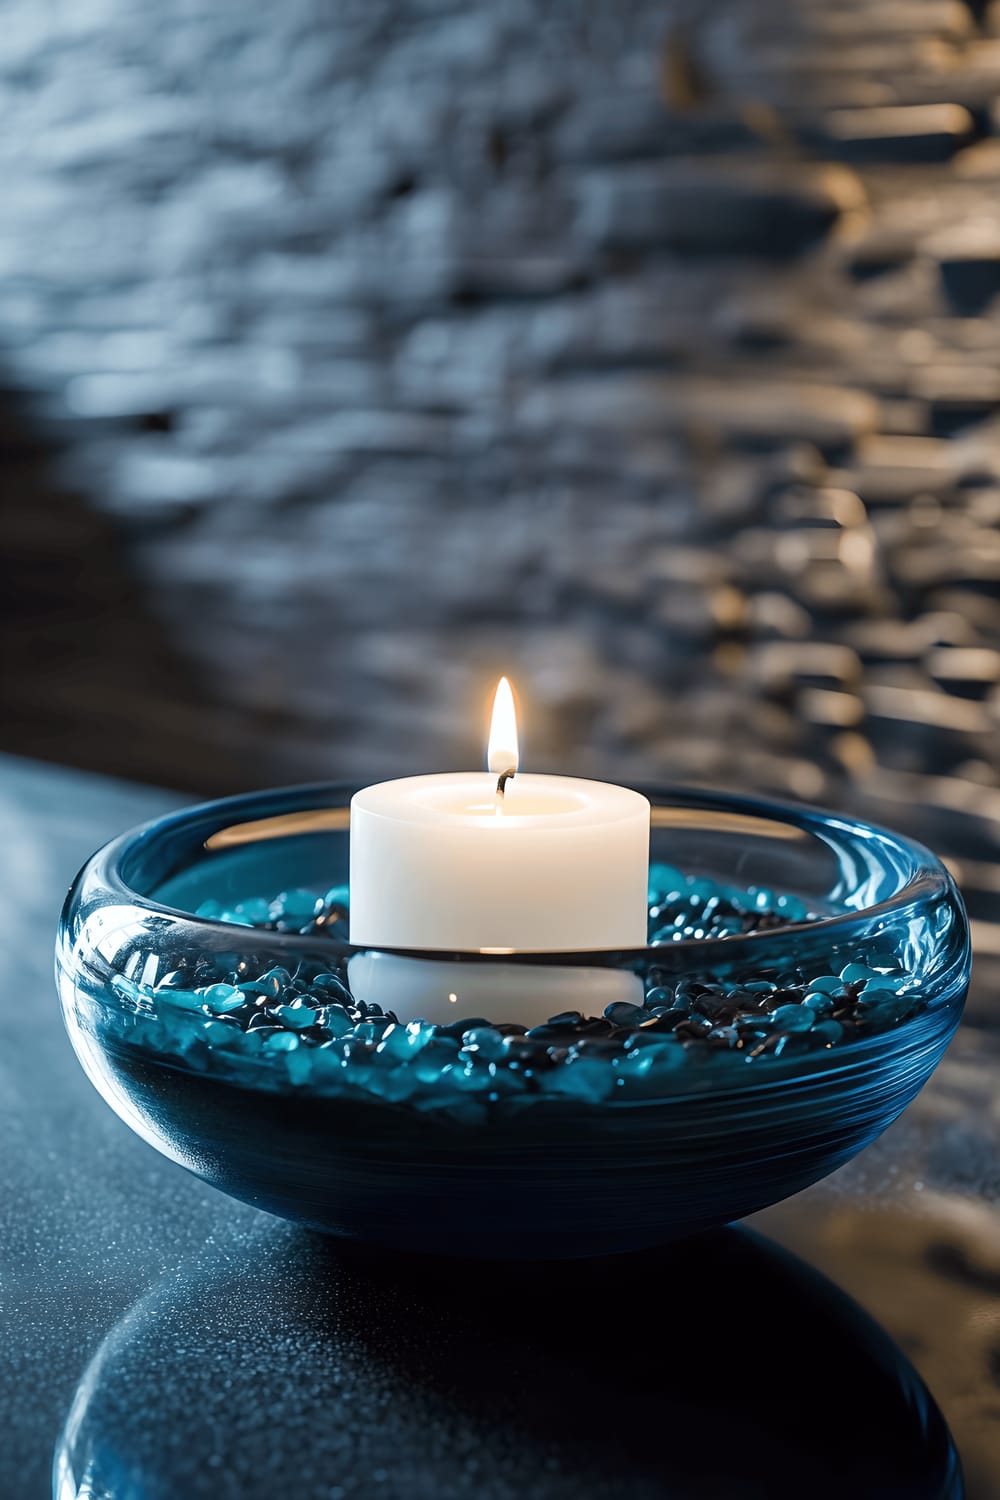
[839,963,877,985]
[201,1019,241,1047]
[647,864,685,900]
[770,1003,814,1032]
[460,1027,505,1062]
[264,1031,299,1053]
[310,972,352,1002]
[272,888,322,922]
[284,1047,314,1085]
[440,1062,490,1093]
[807,975,845,995]
[233,897,271,924]
[323,1005,355,1038]
[857,989,906,1023]
[375,1024,415,1061]
[616,1040,682,1075]
[862,972,908,993]
[548,1058,611,1102]
[411,1039,460,1083]
[243,967,292,999]
[156,988,204,1013]
[803,992,834,1015]
[198,983,246,1014]
[273,1002,318,1031]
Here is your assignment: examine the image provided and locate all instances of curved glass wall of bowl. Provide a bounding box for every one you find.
[56,785,970,1258]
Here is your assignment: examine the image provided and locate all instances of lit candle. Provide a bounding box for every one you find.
[347,680,650,1024]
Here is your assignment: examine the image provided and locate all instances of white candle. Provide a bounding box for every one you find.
[349,680,650,952]
[346,952,645,1027]
[347,680,650,1025]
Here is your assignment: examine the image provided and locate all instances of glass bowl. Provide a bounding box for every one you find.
[55,783,970,1259]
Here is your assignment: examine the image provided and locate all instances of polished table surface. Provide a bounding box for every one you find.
[2,754,999,1499]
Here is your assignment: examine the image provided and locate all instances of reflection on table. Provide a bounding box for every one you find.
[55,1224,959,1500]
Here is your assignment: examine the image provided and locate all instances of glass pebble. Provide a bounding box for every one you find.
[807,975,845,995]
[769,1004,814,1032]
[647,864,685,900]
[284,1047,314,1085]
[233,898,271,925]
[310,972,352,1000]
[411,1038,460,1083]
[802,992,834,1015]
[272,1001,318,1031]
[243,968,292,1000]
[156,988,204,1013]
[264,1032,299,1053]
[440,1062,490,1093]
[201,1018,242,1048]
[375,1024,414,1061]
[857,989,906,1024]
[353,1019,391,1044]
[604,1001,645,1025]
[861,972,908,994]
[198,983,247,1014]
[547,1058,612,1103]
[402,1021,434,1053]
[437,1016,490,1040]
[839,963,877,986]
[319,1004,353,1038]
[271,889,323,923]
[460,1027,505,1062]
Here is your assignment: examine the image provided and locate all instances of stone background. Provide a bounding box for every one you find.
[4,0,1000,932]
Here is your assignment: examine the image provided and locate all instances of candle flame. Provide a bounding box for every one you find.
[487,676,519,775]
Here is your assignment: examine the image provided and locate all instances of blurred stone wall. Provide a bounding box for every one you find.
[4,0,1000,890]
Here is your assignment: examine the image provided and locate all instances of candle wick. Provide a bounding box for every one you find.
[495,766,515,815]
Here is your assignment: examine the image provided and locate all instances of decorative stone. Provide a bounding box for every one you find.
[816,104,973,163]
[576,161,864,258]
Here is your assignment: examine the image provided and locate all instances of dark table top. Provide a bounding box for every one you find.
[3,754,999,1500]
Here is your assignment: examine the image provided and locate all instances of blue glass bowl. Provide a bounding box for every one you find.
[55,783,970,1258]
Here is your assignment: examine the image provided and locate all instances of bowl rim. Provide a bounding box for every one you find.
[70,778,967,962]
[59,780,971,1097]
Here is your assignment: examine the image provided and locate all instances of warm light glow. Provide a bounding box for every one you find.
[487,676,519,775]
